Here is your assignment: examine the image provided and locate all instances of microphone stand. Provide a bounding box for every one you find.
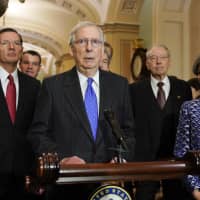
[103,109,128,163]
[114,142,135,199]
[104,109,133,198]
[115,141,125,188]
[115,139,125,164]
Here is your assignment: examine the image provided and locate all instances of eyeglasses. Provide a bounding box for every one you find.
[148,55,169,62]
[0,40,22,47]
[73,38,103,48]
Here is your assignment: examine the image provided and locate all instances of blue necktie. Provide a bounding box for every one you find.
[84,78,98,140]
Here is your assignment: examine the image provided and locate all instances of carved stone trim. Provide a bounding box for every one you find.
[100,23,139,34]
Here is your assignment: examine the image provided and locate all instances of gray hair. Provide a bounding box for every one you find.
[68,21,104,45]
[146,44,170,58]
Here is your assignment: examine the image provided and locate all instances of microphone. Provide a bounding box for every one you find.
[104,109,128,151]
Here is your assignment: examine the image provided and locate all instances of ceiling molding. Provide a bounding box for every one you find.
[17,28,63,58]
[121,0,137,13]
[100,23,139,34]
[44,0,101,22]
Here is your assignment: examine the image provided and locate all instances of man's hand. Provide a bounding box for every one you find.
[193,189,200,200]
[60,156,86,166]
[110,156,127,163]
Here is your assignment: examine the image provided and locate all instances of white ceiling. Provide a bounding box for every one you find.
[0,0,143,58]
[0,0,143,79]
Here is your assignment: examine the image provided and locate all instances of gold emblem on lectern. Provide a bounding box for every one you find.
[89,185,132,200]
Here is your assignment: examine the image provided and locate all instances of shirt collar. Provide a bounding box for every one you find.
[0,66,18,83]
[77,69,99,87]
[151,75,169,88]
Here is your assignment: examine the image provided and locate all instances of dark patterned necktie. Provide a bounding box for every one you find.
[84,78,98,140]
[6,74,16,123]
[157,82,166,109]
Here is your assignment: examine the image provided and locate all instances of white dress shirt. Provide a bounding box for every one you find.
[77,70,100,114]
[0,66,19,108]
[150,75,170,100]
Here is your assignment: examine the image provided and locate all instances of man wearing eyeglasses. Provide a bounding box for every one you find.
[28,21,135,199]
[129,44,192,200]
[19,50,41,79]
[0,27,41,199]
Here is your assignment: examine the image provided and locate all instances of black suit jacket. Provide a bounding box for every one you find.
[28,67,135,163]
[129,76,192,161]
[0,71,40,175]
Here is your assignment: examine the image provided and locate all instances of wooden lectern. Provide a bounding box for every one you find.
[26,151,200,200]
[25,151,200,198]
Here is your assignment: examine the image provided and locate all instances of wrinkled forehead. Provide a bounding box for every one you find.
[148,47,168,56]
[22,53,40,61]
[75,26,101,39]
[0,31,20,40]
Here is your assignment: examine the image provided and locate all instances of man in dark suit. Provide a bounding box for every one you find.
[0,28,41,199]
[28,21,135,199]
[129,44,192,200]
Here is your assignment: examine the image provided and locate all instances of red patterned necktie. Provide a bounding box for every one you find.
[6,75,16,123]
[157,82,166,109]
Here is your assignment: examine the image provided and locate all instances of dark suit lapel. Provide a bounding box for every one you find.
[98,72,111,121]
[165,77,182,110]
[168,77,178,99]
[15,71,26,123]
[143,79,163,112]
[63,67,93,140]
[96,71,113,143]
[145,79,158,105]
[16,72,23,110]
[0,81,11,123]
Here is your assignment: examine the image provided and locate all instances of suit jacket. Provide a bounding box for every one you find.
[129,76,192,161]
[28,67,135,163]
[0,70,40,175]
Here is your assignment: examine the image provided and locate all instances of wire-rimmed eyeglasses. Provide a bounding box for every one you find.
[73,38,103,48]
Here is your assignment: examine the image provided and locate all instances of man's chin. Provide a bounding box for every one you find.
[26,72,34,77]
[80,65,97,70]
